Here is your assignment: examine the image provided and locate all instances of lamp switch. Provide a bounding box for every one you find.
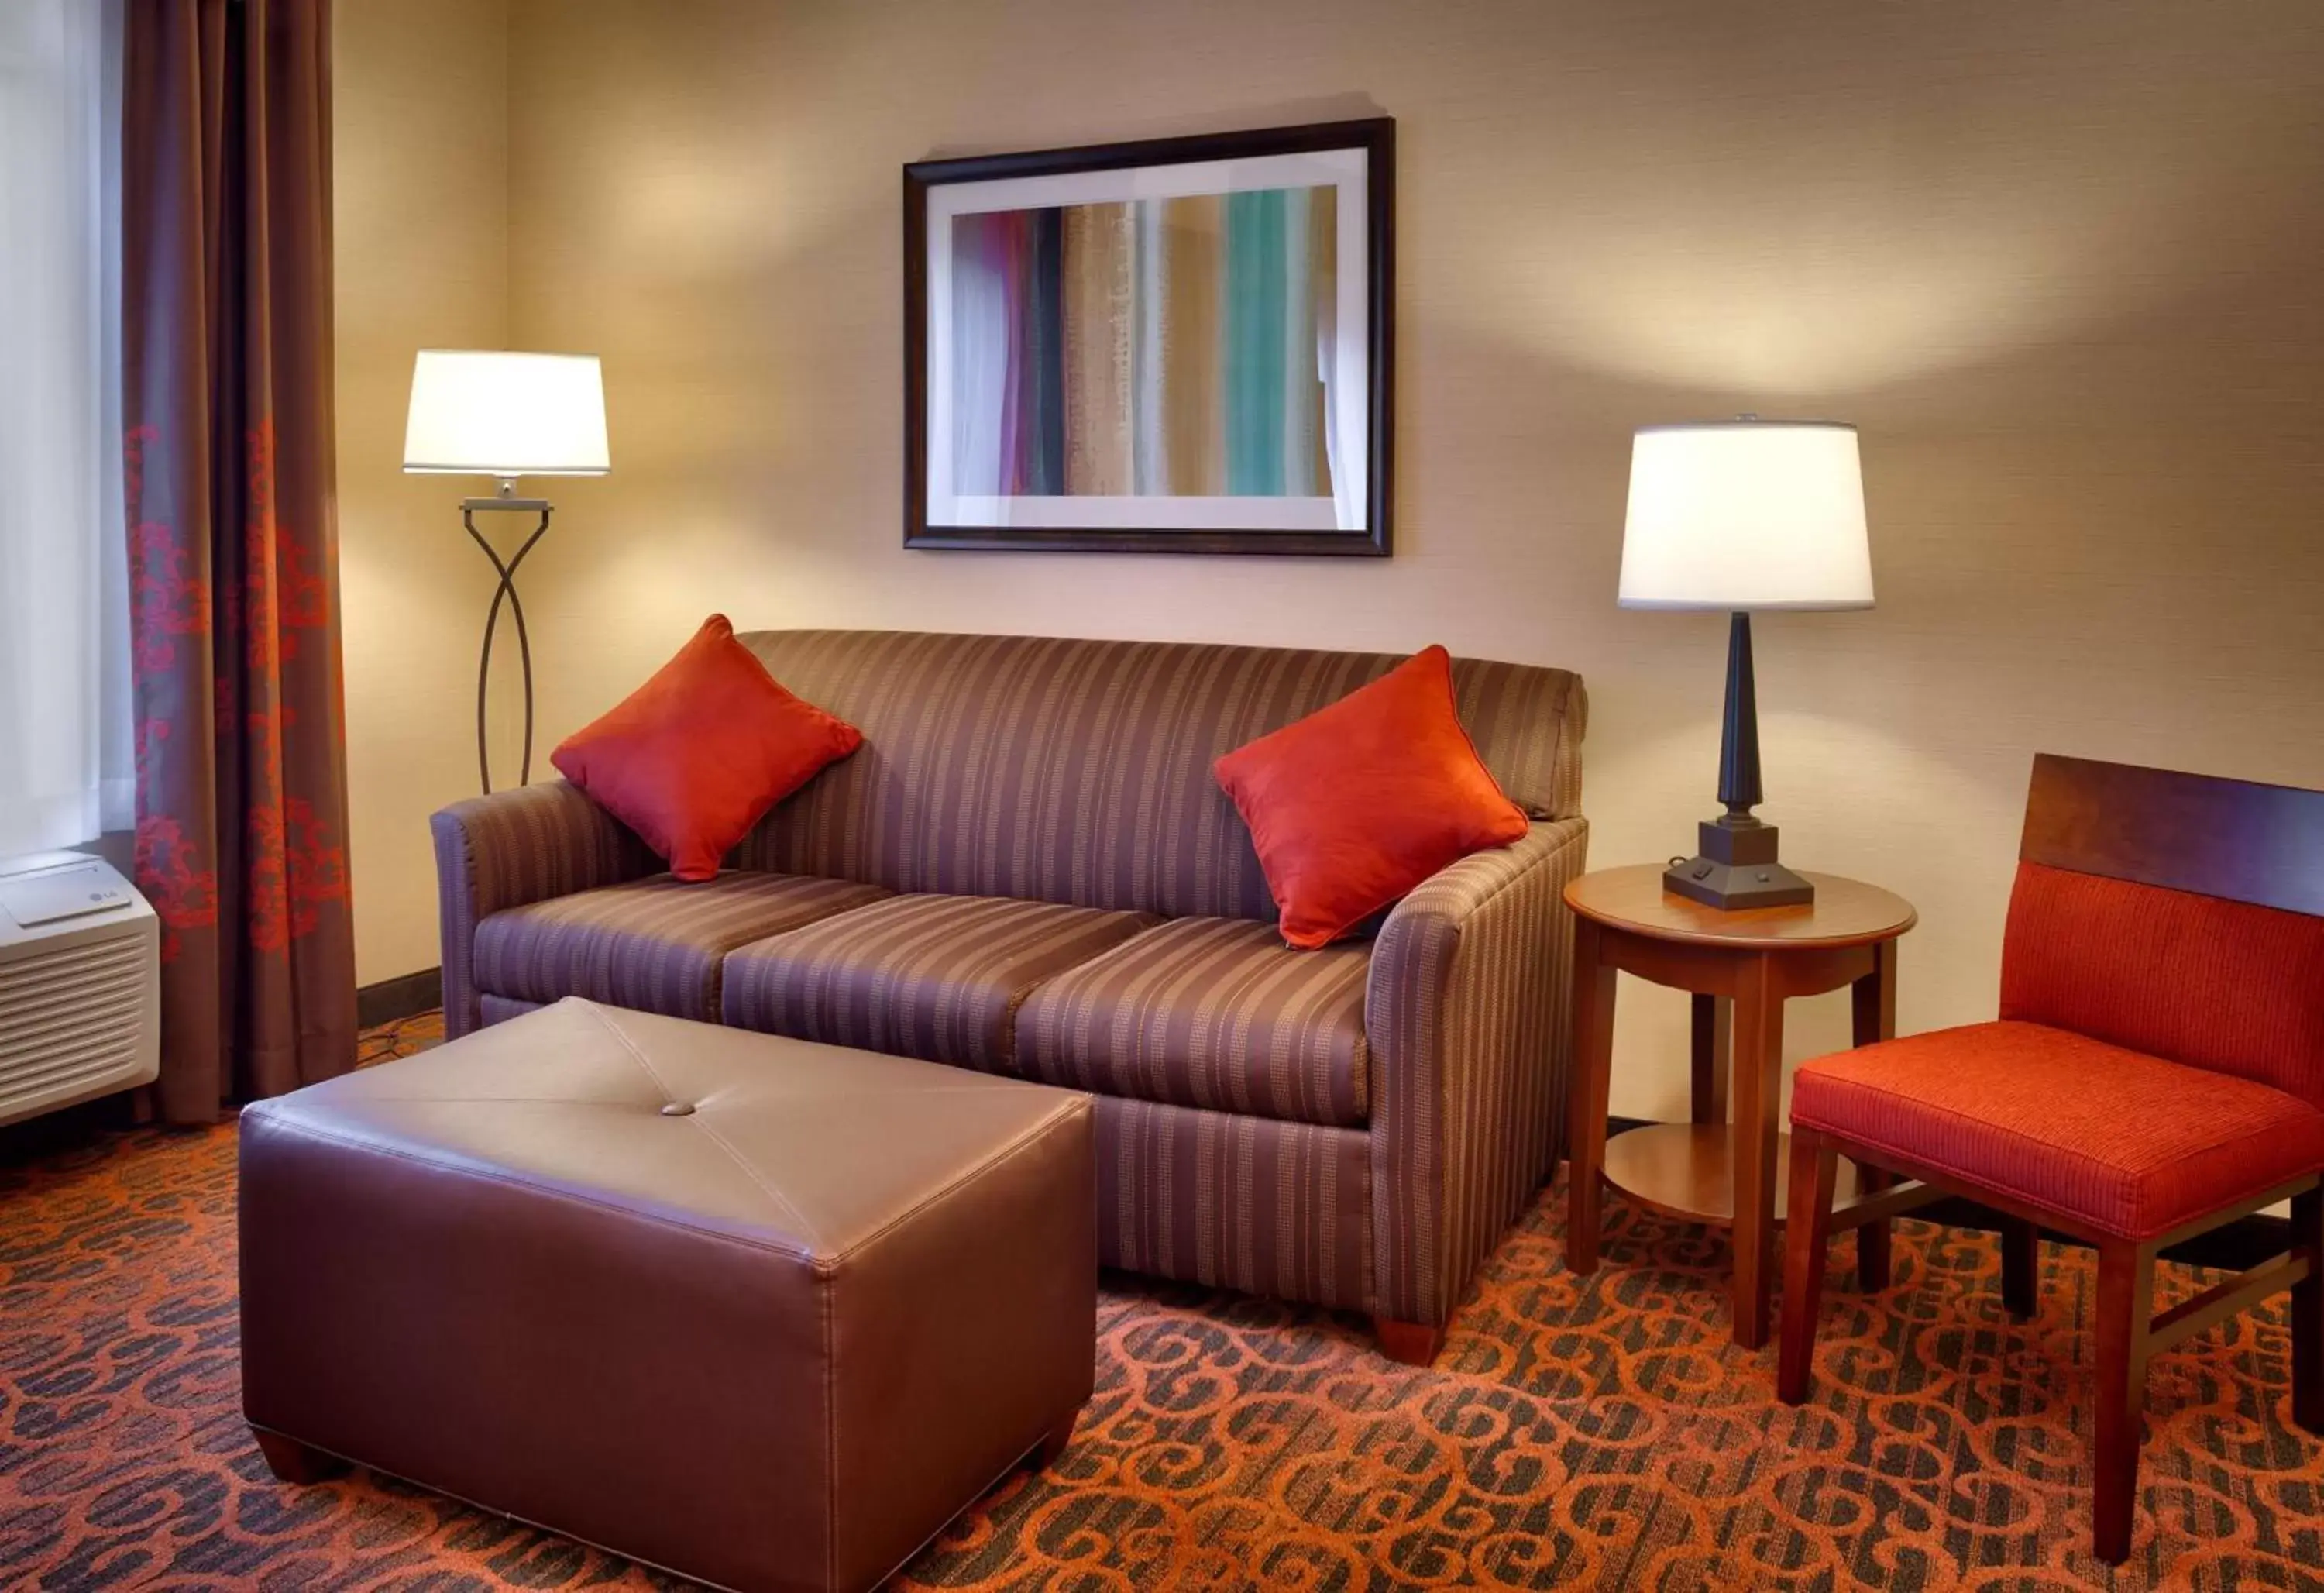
[1692,863,1714,880]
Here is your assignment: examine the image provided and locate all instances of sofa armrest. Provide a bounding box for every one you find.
[429,780,658,1037]
[1365,817,1590,1326]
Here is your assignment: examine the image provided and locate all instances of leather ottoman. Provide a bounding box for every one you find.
[238,996,1096,1593]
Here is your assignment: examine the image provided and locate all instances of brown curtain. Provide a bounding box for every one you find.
[122,0,355,1125]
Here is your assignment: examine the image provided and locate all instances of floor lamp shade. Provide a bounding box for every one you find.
[402,351,610,477]
[402,351,610,796]
[1619,420,1872,910]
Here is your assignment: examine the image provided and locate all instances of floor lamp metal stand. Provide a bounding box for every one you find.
[402,350,609,795]
[462,480,552,795]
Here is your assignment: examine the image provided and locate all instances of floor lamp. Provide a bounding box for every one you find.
[402,351,610,793]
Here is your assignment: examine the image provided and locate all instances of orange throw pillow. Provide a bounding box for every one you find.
[1213,645,1528,949]
[550,615,862,881]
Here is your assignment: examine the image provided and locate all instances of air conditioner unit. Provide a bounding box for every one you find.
[0,850,160,1126]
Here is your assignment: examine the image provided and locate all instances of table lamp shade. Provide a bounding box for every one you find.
[1619,421,1872,612]
[402,351,610,477]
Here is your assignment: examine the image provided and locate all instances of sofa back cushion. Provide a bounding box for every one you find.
[732,630,1585,923]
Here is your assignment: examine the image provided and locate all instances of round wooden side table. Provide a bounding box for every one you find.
[1563,865,1917,1348]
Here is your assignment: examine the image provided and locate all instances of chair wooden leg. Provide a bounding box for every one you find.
[1852,1162,1893,1291]
[1777,1127,1838,1405]
[1564,919,1617,1276]
[252,1428,346,1485]
[2293,1185,2324,1436]
[1847,942,1898,1294]
[2001,1216,2040,1321]
[1375,1317,1446,1367]
[2091,1240,2154,1566]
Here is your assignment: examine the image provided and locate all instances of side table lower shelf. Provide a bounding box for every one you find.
[1602,1123,1872,1227]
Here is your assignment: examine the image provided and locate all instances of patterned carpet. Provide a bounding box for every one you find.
[2,1017,2319,1591]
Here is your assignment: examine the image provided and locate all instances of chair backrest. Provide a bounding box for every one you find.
[729,629,1587,923]
[1999,753,2324,1107]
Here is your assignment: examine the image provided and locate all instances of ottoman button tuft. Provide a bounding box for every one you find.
[660,1101,696,1117]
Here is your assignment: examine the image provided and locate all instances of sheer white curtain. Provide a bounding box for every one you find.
[0,0,130,858]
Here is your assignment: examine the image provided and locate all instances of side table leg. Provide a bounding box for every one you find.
[1690,993,1730,1125]
[1566,918,1618,1275]
[1729,953,1783,1349]
[1850,940,1900,1290]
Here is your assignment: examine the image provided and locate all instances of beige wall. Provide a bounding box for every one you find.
[335,0,511,982]
[343,1,2324,1114]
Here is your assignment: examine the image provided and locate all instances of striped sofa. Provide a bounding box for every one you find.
[431,630,1588,1357]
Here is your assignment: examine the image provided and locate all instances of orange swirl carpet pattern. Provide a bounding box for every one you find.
[2,1013,2320,1590]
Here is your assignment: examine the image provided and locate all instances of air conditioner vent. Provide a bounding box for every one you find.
[0,852,160,1127]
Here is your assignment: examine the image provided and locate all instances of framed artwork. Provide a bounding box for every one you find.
[904,118,1394,556]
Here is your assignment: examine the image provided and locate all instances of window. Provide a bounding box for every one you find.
[0,0,130,858]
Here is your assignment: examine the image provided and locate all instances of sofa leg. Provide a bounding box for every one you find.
[1375,1317,1445,1367]
[252,1428,347,1485]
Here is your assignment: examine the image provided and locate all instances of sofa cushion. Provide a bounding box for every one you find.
[1011,917,1371,1129]
[549,614,864,881]
[729,630,1584,924]
[1792,1020,2324,1240]
[722,894,1159,1070]
[473,871,889,1022]
[1213,644,1529,948]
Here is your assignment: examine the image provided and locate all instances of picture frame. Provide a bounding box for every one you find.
[904,117,1394,556]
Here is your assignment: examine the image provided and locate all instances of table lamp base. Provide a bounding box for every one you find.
[1664,815,1816,910]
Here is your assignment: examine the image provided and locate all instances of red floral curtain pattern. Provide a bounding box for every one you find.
[122,0,355,1123]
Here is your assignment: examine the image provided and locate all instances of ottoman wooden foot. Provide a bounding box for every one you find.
[1029,1416,1075,1471]
[253,1427,346,1484]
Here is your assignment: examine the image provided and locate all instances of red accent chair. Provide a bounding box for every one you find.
[1777,754,2324,1565]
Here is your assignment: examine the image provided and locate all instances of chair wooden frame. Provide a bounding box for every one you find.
[1775,754,2324,1566]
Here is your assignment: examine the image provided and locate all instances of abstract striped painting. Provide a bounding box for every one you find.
[949,187,1339,501]
[909,120,1390,552]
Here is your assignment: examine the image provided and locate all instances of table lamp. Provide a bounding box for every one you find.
[1619,418,1872,910]
[402,350,610,793]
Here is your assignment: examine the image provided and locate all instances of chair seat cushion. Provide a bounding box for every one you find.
[720,894,1159,1071]
[1791,1020,2324,1240]
[473,871,889,1023]
[1010,917,1371,1128]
